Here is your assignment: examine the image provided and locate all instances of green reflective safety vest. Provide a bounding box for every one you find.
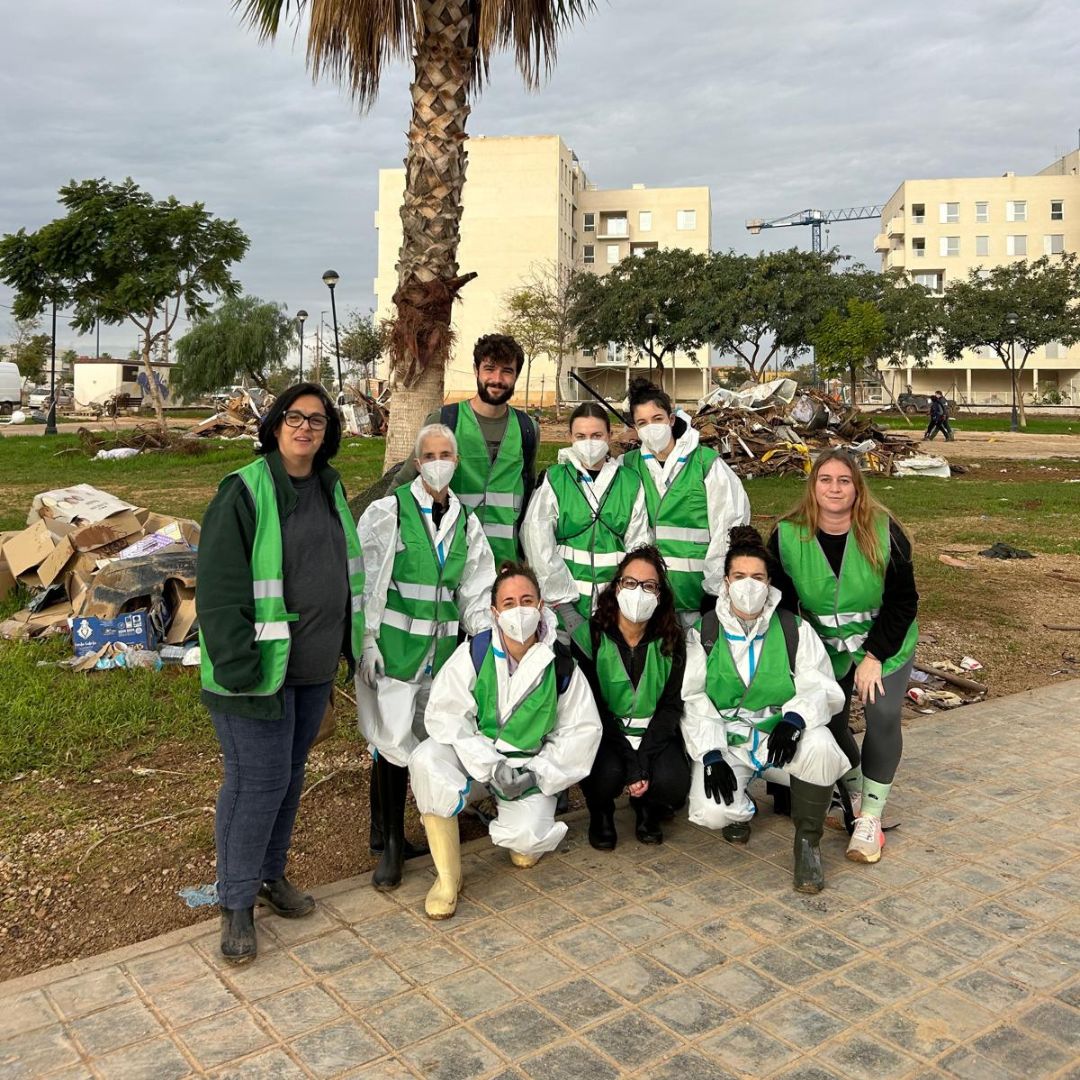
[624,444,717,614]
[450,402,525,566]
[474,644,558,762]
[379,488,468,682]
[200,458,365,697]
[702,614,796,743]
[548,463,642,618]
[572,623,671,745]
[777,517,918,678]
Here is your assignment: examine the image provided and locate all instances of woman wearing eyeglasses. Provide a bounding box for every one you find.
[572,546,693,849]
[197,383,365,965]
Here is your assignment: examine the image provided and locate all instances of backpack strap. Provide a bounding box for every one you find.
[699,610,720,656]
[515,408,538,511]
[552,639,574,696]
[439,402,460,430]
[470,629,492,674]
[775,607,800,675]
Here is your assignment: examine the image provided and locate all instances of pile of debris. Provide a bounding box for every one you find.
[0,485,199,665]
[342,387,389,438]
[190,388,271,439]
[691,380,932,478]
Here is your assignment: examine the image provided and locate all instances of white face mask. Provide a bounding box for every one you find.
[419,459,456,493]
[728,577,769,616]
[572,438,609,468]
[638,422,673,454]
[617,586,658,624]
[495,605,542,644]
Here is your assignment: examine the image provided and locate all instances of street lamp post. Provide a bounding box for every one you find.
[44,298,58,436]
[322,270,343,402]
[1006,311,1019,432]
[644,313,658,382]
[296,310,309,382]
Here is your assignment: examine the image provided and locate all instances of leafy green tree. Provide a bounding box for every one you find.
[339,309,383,387]
[941,255,1080,428]
[498,286,553,409]
[811,298,888,404]
[59,348,77,379]
[0,178,249,427]
[8,318,51,381]
[173,295,292,400]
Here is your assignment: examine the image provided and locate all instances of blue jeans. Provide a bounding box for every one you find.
[211,682,333,909]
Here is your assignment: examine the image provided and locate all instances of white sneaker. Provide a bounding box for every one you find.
[826,791,861,831]
[846,815,884,863]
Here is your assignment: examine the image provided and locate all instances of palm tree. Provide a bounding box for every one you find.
[237,0,594,466]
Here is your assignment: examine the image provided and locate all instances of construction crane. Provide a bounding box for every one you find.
[746,205,884,253]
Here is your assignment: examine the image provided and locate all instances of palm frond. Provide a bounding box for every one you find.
[478,0,595,87]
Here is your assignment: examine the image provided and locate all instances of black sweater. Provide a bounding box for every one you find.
[767,518,918,662]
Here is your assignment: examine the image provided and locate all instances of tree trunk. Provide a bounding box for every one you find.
[553,350,564,420]
[141,332,166,431]
[1013,369,1028,429]
[524,355,533,410]
[849,363,858,407]
[383,0,477,472]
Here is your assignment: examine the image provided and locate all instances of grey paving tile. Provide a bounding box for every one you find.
[802,976,881,1021]
[291,1017,385,1078]
[486,946,574,995]
[967,900,1039,939]
[643,932,725,978]
[500,899,579,937]
[177,1008,273,1070]
[643,850,713,885]
[597,906,671,947]
[923,917,1007,960]
[591,953,679,1004]
[461,871,539,912]
[401,1028,502,1080]
[535,977,622,1030]
[47,967,137,1019]
[263,906,341,946]
[972,1024,1072,1076]
[697,962,785,1011]
[789,927,861,970]
[255,983,343,1039]
[554,879,627,919]
[474,1001,565,1056]
[354,910,436,955]
[695,916,766,957]
[843,959,927,1004]
[771,1065,847,1080]
[69,999,164,1056]
[450,917,526,962]
[1032,927,1080,965]
[322,885,398,925]
[817,1031,917,1080]
[547,924,623,970]
[757,999,847,1050]
[993,943,1075,990]
[521,1040,619,1080]
[212,1046,310,1078]
[425,897,489,930]
[1019,999,1080,1050]
[291,928,372,976]
[0,1025,82,1075]
[738,900,811,939]
[152,974,241,1027]
[748,945,821,987]
[220,949,310,1001]
[886,937,968,980]
[95,1035,193,1080]
[949,968,1032,1012]
[342,1058,417,1080]
[642,1049,740,1080]
[700,1021,798,1075]
[0,990,56,1040]
[1057,979,1080,1009]
[324,958,412,1010]
[935,1046,1016,1080]
[365,991,452,1049]
[427,967,517,1021]
[124,945,210,995]
[642,985,732,1038]
[518,857,587,891]
[584,1009,678,1067]
[391,940,470,985]
[641,887,720,929]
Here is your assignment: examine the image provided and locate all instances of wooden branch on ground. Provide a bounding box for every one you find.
[77,806,214,872]
[912,662,987,695]
[1044,623,1080,631]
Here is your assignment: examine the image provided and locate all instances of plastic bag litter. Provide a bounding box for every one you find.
[893,456,951,478]
[93,447,141,461]
[979,541,1033,559]
[179,883,219,909]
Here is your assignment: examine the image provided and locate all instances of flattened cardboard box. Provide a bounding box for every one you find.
[3,520,55,577]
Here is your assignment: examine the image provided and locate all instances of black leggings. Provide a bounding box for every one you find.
[581,739,690,812]
[828,658,914,786]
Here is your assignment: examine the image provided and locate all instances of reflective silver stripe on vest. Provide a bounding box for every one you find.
[556,545,623,568]
[820,608,880,628]
[459,492,520,509]
[655,525,711,544]
[835,631,869,654]
[663,556,706,573]
[393,581,453,604]
[252,579,284,600]
[351,595,365,614]
[484,523,515,540]
[254,620,291,641]
[380,608,459,638]
[624,734,643,750]
[348,556,365,576]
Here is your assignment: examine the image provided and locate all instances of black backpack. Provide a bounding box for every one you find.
[469,629,574,695]
[698,606,800,675]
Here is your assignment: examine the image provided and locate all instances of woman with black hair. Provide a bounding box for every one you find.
[621,379,750,625]
[522,401,649,636]
[682,526,848,893]
[197,383,365,964]
[572,546,693,849]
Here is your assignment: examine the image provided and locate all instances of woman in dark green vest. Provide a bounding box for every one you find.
[522,402,649,636]
[768,449,919,865]
[572,546,690,849]
[197,384,364,964]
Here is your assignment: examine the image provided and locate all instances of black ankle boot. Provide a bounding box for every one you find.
[588,807,617,851]
[373,756,407,891]
[220,906,256,964]
[258,877,315,918]
[631,796,663,845]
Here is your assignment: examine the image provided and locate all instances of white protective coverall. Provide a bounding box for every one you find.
[355,477,495,768]
[521,446,650,612]
[619,412,752,617]
[409,610,602,858]
[682,584,849,829]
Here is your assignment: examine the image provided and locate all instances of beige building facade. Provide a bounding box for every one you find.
[373,135,712,406]
[874,150,1080,405]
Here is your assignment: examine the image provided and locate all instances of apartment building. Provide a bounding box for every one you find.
[874,150,1080,404]
[373,135,712,405]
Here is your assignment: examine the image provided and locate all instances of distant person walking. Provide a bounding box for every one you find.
[924,390,953,441]
[197,383,365,964]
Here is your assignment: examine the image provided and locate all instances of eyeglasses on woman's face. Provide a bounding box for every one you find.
[617,576,660,595]
[283,409,328,430]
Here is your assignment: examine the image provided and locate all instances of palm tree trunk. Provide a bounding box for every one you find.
[383,0,477,470]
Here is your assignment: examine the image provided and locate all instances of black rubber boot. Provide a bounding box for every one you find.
[587,802,617,851]
[791,777,832,894]
[220,906,256,964]
[369,767,429,860]
[767,781,791,817]
[630,796,663,845]
[258,877,315,918]
[373,756,407,891]
[722,821,752,844]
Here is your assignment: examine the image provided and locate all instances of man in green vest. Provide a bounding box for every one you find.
[356,423,496,891]
[396,334,540,566]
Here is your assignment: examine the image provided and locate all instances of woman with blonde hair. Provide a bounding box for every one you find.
[768,449,918,864]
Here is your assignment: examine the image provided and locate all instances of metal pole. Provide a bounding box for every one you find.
[95,319,100,359]
[1010,337,1019,432]
[44,298,58,435]
[299,323,305,382]
[329,287,342,399]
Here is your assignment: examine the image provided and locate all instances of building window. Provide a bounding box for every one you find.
[1051,199,1064,221]
[913,271,944,294]
[912,237,926,257]
[1045,233,1065,255]
[121,364,139,382]
[638,210,652,232]
[583,245,595,264]
[1045,341,1063,359]
[1006,200,1027,222]
[939,202,959,224]
[676,209,697,230]
[939,236,960,257]
[911,203,925,223]
[583,212,595,232]
[603,215,628,237]
[1006,234,1027,256]
[975,235,990,257]
[975,201,989,223]
[606,244,620,264]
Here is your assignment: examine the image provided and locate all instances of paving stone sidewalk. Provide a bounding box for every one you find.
[2,681,1079,1079]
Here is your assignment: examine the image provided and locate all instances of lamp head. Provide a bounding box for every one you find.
[322,270,340,289]
[296,309,309,325]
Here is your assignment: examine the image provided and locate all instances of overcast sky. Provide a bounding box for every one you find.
[3,0,1078,356]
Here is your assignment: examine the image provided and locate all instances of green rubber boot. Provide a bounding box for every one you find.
[790,777,833,894]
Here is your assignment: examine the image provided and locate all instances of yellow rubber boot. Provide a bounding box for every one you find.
[421,814,461,920]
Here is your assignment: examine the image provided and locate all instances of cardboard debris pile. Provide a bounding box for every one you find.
[342,388,389,438]
[191,388,271,439]
[691,380,928,478]
[0,485,200,661]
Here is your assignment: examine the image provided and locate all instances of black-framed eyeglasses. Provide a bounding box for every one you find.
[283,410,328,430]
[617,576,660,595]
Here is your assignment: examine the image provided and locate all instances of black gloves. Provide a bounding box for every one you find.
[702,750,736,806]
[766,712,806,769]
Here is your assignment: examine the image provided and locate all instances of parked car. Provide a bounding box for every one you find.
[0,362,22,414]
[898,392,953,415]
[27,385,74,410]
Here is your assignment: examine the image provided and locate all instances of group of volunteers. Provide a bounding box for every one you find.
[196,333,918,964]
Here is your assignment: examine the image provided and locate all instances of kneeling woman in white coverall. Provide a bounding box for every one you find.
[355,424,496,891]
[409,562,602,919]
[682,526,849,893]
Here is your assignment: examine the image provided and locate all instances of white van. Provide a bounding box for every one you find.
[0,362,23,414]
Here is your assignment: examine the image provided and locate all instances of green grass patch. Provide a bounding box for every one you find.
[871,414,1080,435]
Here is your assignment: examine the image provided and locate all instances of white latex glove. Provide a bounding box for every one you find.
[360,642,383,689]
